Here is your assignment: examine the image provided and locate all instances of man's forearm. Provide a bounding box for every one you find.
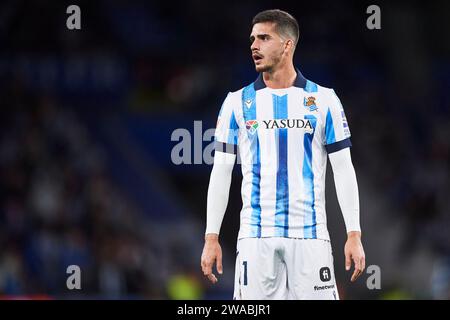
[205,151,236,235]
[347,231,361,238]
[329,148,361,233]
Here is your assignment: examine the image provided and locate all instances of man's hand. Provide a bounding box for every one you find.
[201,233,223,284]
[344,231,365,282]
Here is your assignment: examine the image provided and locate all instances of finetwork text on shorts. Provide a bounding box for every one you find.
[314,284,335,291]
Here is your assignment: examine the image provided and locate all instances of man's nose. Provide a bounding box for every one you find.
[251,40,259,51]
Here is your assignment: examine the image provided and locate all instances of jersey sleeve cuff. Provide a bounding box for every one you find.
[325,138,352,154]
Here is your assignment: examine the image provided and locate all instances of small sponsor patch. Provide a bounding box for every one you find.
[245,120,259,134]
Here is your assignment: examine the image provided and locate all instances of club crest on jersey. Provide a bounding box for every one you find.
[245,120,259,135]
[245,99,253,108]
[304,96,318,112]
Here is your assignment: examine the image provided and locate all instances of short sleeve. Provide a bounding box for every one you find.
[214,93,239,154]
[324,89,352,153]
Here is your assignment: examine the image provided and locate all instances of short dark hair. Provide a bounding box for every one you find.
[252,9,299,46]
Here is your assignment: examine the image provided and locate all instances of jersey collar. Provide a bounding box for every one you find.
[253,68,307,90]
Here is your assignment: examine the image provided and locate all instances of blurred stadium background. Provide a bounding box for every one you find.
[0,0,449,299]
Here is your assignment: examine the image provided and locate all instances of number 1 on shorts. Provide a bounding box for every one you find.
[243,261,248,286]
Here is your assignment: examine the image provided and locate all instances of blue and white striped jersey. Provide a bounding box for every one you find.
[214,69,351,240]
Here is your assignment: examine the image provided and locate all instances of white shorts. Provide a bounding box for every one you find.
[233,237,339,300]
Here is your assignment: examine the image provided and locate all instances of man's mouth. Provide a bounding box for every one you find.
[253,53,263,63]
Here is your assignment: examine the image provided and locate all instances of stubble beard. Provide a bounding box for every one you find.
[255,54,281,73]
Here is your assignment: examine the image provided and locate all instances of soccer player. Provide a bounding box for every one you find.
[201,9,365,299]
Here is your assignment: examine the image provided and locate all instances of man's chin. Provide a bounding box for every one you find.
[255,64,270,73]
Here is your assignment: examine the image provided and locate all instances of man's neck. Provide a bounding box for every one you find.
[262,63,297,89]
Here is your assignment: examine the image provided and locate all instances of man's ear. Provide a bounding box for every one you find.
[284,39,294,53]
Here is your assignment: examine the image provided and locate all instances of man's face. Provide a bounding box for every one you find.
[250,22,286,73]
